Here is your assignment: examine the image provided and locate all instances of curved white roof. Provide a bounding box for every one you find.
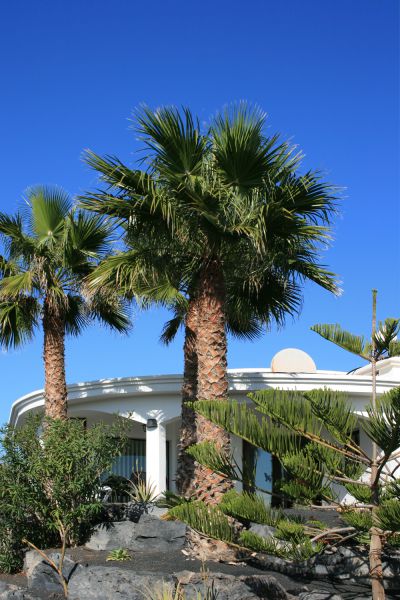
[9,357,400,427]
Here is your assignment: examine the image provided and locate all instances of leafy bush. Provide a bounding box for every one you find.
[101,474,132,502]
[0,416,127,578]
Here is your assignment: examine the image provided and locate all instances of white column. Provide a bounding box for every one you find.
[146,420,166,496]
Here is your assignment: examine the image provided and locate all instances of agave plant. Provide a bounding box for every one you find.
[127,477,158,506]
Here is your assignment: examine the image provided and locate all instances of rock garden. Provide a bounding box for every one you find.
[1,504,399,600]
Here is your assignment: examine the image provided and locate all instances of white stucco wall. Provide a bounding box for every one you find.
[9,357,400,501]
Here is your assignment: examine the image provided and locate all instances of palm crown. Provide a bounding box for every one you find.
[0,186,130,418]
[81,103,338,296]
[80,103,340,501]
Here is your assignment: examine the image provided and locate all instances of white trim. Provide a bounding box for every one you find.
[9,368,400,427]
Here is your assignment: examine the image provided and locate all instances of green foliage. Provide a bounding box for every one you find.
[306,519,325,530]
[344,482,373,504]
[239,530,322,561]
[101,474,132,502]
[365,387,400,458]
[239,530,282,554]
[311,324,368,359]
[386,533,400,548]
[156,491,192,509]
[186,441,239,481]
[377,499,400,532]
[341,510,373,544]
[311,318,400,363]
[275,520,307,543]
[0,416,127,573]
[168,501,234,543]
[219,490,283,526]
[191,400,302,460]
[106,548,132,561]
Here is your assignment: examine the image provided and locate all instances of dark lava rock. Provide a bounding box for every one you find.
[132,514,187,551]
[85,521,137,551]
[174,571,295,600]
[26,553,76,595]
[68,566,173,600]
[0,581,42,599]
[298,594,343,600]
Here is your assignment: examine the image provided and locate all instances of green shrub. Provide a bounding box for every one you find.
[0,416,127,578]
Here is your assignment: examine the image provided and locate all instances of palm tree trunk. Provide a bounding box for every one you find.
[43,300,68,420]
[192,258,233,503]
[176,296,199,495]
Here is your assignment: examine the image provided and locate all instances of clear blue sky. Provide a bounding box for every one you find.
[0,0,399,424]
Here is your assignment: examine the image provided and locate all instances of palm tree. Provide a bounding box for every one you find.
[160,266,303,497]
[0,186,130,419]
[80,103,339,501]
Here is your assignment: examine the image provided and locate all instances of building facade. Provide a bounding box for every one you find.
[9,349,400,503]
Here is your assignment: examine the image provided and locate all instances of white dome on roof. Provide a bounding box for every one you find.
[271,348,317,373]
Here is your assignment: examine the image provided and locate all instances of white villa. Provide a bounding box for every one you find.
[9,348,400,502]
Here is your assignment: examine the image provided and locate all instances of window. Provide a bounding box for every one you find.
[242,441,284,507]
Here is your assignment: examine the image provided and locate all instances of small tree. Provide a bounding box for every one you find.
[0,416,128,596]
[186,297,400,600]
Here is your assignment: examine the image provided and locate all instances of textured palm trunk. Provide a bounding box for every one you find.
[191,258,233,504]
[176,296,199,495]
[43,300,68,420]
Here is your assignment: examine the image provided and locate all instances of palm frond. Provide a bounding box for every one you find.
[81,151,176,230]
[66,212,113,262]
[0,213,36,260]
[0,271,34,299]
[211,102,300,190]
[0,297,39,349]
[64,295,90,336]
[159,307,185,345]
[88,290,131,333]
[25,185,71,243]
[134,104,207,183]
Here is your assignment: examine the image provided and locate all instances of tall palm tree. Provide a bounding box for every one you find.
[159,265,303,497]
[0,186,130,419]
[80,103,339,501]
